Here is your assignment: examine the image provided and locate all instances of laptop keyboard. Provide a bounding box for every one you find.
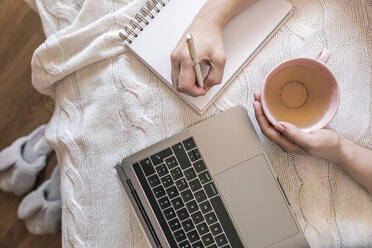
[132,137,244,248]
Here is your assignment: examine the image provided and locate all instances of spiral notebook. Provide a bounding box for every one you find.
[119,0,293,115]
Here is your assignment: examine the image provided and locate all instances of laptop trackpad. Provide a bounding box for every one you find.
[214,154,298,247]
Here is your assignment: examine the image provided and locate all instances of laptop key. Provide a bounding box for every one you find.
[132,163,177,247]
[194,189,207,203]
[184,167,197,181]
[139,159,155,176]
[166,186,179,199]
[179,240,191,248]
[215,233,228,246]
[158,196,171,209]
[205,212,217,225]
[200,200,212,214]
[147,174,160,187]
[161,175,173,188]
[187,230,200,243]
[172,143,192,169]
[191,148,201,160]
[199,171,212,184]
[210,222,223,236]
[193,160,206,173]
[171,197,184,210]
[186,200,199,214]
[180,189,193,203]
[196,222,209,236]
[165,156,178,170]
[191,211,204,225]
[164,207,176,220]
[221,245,231,248]
[189,178,202,192]
[170,167,183,181]
[153,185,165,198]
[169,218,181,231]
[201,233,214,246]
[150,147,172,166]
[181,219,194,232]
[192,241,203,248]
[204,182,218,198]
[175,178,188,192]
[156,163,168,177]
[176,207,189,221]
[188,150,196,162]
[182,137,196,151]
[210,196,244,248]
[174,229,187,242]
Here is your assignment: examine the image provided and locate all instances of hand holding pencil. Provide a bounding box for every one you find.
[186,33,204,88]
[170,0,257,97]
[170,13,227,97]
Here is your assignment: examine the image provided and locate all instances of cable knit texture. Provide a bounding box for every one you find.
[26,0,371,247]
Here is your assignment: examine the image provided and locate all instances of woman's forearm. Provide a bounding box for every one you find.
[335,137,372,192]
[195,0,259,30]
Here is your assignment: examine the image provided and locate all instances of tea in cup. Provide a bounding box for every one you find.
[261,49,340,132]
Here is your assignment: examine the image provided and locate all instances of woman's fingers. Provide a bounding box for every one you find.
[203,53,226,89]
[254,91,261,101]
[253,100,309,155]
[170,51,181,88]
[171,47,206,96]
[170,20,226,96]
[274,122,315,150]
[178,59,206,96]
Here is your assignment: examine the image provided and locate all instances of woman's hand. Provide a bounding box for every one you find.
[253,92,343,164]
[254,91,372,192]
[170,0,258,97]
[171,16,226,96]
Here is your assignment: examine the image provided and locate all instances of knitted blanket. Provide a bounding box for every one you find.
[27,0,372,247]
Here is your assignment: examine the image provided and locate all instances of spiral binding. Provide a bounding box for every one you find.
[119,0,167,44]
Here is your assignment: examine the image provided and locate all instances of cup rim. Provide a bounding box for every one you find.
[261,57,340,133]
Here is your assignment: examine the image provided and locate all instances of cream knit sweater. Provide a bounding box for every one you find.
[27,0,371,247]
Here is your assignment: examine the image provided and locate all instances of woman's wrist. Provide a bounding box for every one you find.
[193,5,229,31]
[330,135,372,192]
[194,0,255,31]
[332,136,356,169]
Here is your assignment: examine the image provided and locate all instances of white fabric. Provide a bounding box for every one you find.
[27,0,372,247]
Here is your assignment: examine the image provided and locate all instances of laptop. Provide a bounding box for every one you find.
[116,105,310,248]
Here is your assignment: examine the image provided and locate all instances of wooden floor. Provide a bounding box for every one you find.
[0,0,61,247]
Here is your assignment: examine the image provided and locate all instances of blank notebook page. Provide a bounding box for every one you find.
[128,0,292,113]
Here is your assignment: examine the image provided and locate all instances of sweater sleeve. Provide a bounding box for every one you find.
[31,0,142,97]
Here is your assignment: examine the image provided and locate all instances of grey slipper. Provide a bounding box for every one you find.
[18,165,61,235]
[0,125,53,195]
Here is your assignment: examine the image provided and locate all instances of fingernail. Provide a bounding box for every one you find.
[275,123,285,132]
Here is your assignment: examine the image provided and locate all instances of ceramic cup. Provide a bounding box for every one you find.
[261,49,340,132]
